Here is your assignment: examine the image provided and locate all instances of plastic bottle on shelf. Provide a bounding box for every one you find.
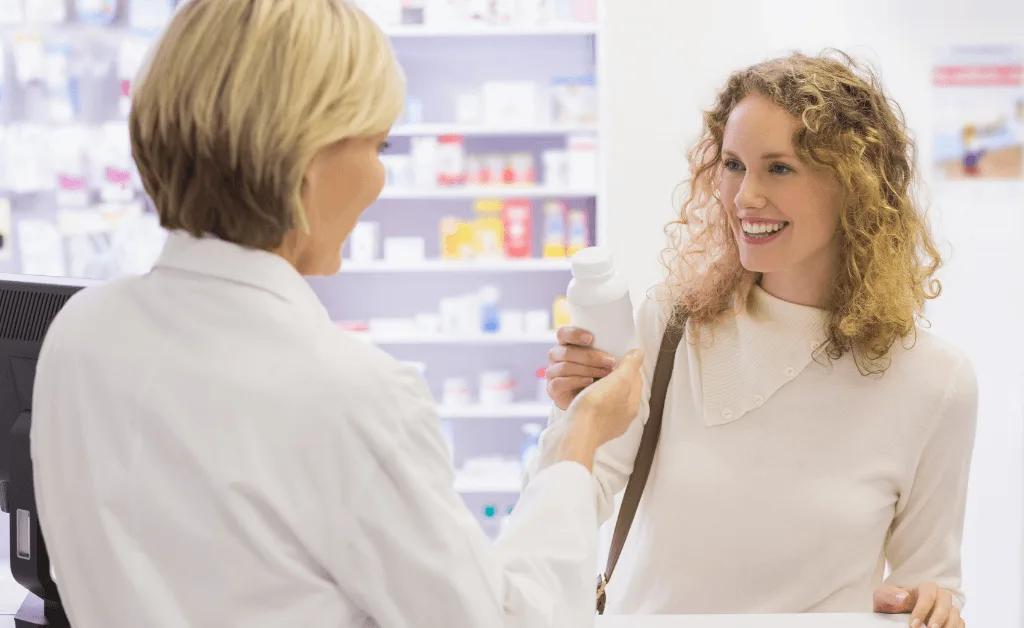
[541,201,567,258]
[566,208,590,256]
[479,285,501,333]
[481,504,501,539]
[565,246,636,359]
[535,367,548,402]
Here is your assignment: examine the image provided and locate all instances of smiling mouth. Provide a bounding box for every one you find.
[741,220,789,239]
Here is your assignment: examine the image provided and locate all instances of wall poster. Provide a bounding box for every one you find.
[933,46,1024,181]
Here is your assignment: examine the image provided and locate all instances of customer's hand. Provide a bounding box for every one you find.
[874,583,964,628]
[546,326,617,410]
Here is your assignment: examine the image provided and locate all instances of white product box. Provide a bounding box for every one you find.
[482,81,539,127]
[383,237,426,263]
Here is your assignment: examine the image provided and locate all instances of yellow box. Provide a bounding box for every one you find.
[474,199,505,258]
[440,217,461,260]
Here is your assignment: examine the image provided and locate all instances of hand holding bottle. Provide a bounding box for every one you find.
[546,326,617,410]
[548,246,637,410]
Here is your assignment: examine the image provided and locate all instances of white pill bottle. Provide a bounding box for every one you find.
[566,246,636,359]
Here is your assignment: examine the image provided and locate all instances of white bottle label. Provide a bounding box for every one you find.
[568,293,636,358]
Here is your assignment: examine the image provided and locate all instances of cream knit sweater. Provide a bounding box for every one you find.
[529,286,978,614]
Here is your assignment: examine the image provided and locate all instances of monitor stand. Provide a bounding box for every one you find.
[3,410,70,627]
[15,593,69,628]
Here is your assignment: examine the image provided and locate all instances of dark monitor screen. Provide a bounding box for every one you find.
[0,274,94,627]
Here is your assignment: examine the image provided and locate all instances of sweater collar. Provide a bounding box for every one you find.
[698,286,827,427]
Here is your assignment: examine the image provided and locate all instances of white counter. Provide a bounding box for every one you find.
[597,615,905,627]
[0,612,907,627]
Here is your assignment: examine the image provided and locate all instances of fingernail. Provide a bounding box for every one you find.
[581,333,594,345]
[602,357,616,368]
[910,619,921,628]
[894,592,907,604]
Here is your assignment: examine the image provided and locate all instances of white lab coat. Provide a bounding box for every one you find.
[31,232,598,628]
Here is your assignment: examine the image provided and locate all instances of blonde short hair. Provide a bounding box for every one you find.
[130,0,405,250]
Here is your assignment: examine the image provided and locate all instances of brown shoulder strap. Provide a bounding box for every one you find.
[596,312,686,614]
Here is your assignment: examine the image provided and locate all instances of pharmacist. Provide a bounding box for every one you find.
[29,2,646,627]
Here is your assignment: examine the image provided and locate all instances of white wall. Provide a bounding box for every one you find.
[600,1,1024,626]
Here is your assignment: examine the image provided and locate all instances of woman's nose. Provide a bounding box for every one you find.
[734,174,767,210]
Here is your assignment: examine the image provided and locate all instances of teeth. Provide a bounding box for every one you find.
[742,220,786,235]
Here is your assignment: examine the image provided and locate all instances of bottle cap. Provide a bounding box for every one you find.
[570,246,614,279]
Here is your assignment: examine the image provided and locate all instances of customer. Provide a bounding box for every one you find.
[29,2,645,627]
[532,51,976,628]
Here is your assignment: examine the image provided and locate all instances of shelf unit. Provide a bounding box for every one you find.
[0,5,601,534]
[340,9,604,531]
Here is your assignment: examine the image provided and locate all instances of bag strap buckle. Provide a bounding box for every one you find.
[596,573,609,615]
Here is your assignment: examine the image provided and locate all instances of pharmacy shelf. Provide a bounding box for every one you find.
[438,403,552,419]
[339,258,572,273]
[354,331,556,345]
[377,186,596,200]
[389,123,598,137]
[383,23,598,38]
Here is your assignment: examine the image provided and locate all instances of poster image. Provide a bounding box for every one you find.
[933,46,1024,181]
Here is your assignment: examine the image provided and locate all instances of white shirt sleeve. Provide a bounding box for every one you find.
[884,355,979,608]
[329,364,599,628]
[524,298,668,523]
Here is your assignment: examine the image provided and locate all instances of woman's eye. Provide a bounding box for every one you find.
[769,162,793,175]
[378,141,391,154]
[723,159,743,172]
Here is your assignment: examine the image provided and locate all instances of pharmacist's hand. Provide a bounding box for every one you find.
[546,326,617,410]
[874,583,964,628]
[566,349,645,446]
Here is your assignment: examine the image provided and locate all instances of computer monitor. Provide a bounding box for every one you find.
[0,274,94,628]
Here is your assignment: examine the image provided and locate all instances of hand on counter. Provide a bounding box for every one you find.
[874,583,964,628]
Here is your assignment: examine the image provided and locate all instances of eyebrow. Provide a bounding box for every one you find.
[722,149,797,160]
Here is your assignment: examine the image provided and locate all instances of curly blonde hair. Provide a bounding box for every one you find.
[663,50,942,375]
